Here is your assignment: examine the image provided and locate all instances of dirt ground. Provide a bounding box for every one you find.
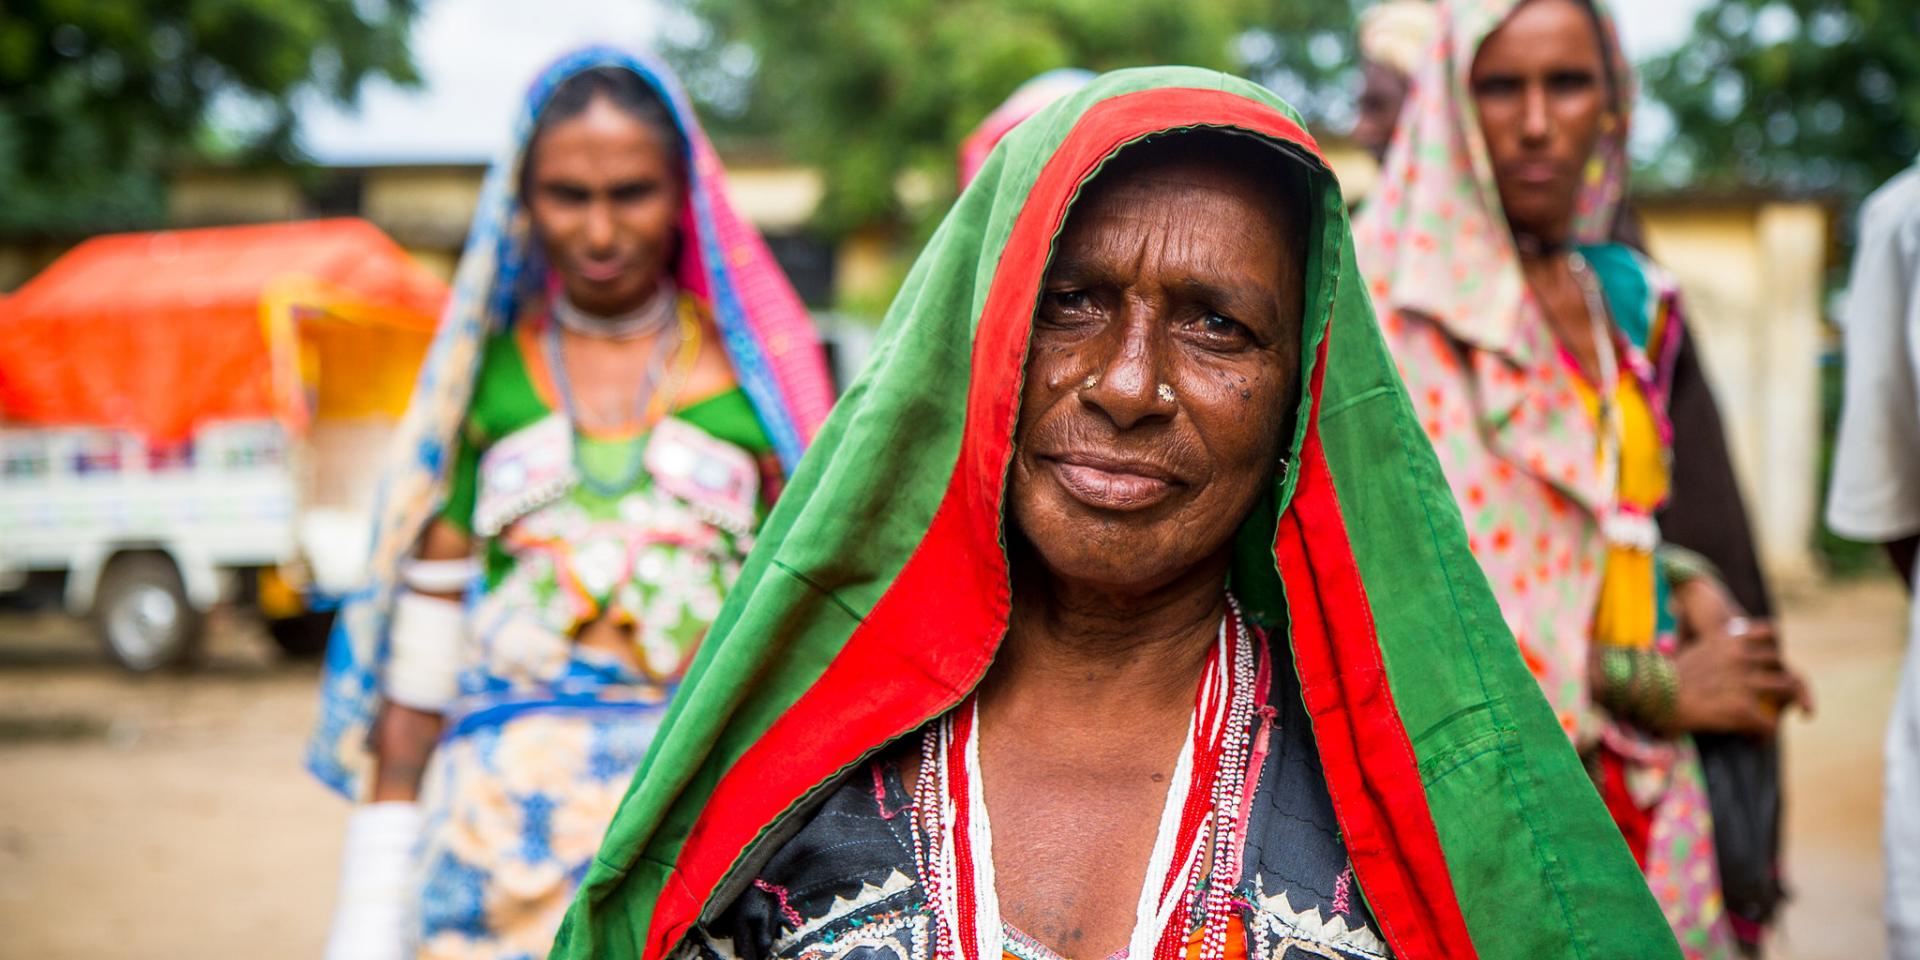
[0,577,1909,959]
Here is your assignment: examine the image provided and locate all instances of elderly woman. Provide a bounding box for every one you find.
[550,68,1678,960]
[1353,1,1807,955]
[308,50,834,959]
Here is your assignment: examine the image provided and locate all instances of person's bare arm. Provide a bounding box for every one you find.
[368,519,471,802]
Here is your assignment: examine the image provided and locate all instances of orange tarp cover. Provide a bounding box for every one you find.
[0,218,448,442]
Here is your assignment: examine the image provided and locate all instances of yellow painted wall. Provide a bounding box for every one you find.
[362,168,484,245]
[728,167,826,233]
[1641,201,1830,578]
[169,170,304,225]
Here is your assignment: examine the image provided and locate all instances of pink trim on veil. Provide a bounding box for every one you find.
[678,131,836,447]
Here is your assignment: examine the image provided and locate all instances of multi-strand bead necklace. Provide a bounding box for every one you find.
[909,597,1260,960]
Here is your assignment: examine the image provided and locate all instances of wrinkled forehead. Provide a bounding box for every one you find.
[1049,129,1314,323]
[1072,130,1307,228]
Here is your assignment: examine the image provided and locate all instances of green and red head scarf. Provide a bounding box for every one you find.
[553,67,1678,960]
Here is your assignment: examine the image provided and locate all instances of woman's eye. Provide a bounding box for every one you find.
[611,180,660,203]
[539,183,591,206]
[1548,70,1597,94]
[1192,312,1253,347]
[1474,76,1522,99]
[1044,289,1091,312]
[1036,289,1100,332]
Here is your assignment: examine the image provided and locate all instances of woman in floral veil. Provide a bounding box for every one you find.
[1354,1,1807,954]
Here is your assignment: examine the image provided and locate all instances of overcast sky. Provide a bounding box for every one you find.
[297,0,1707,165]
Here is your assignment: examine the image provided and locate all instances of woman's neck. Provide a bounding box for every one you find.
[984,554,1230,722]
[1514,229,1607,378]
[1516,243,1569,285]
[1514,222,1577,302]
[1512,225,1571,263]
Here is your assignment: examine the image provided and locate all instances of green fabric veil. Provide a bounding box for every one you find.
[553,67,1678,960]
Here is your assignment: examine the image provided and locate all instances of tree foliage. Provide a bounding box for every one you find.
[0,0,421,234]
[661,0,1357,236]
[1641,0,1920,203]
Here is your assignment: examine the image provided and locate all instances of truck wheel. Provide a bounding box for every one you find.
[91,553,203,672]
[267,610,335,660]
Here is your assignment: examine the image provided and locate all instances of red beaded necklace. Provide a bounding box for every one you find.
[910,598,1261,960]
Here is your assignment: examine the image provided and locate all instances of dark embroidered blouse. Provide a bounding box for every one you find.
[677,664,1391,960]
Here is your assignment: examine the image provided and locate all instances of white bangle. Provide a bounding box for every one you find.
[385,591,464,712]
[324,801,424,960]
[400,556,479,595]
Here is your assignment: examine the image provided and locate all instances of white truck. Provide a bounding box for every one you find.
[0,420,369,669]
[0,218,446,670]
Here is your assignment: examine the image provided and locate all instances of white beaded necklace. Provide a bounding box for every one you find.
[912,597,1260,960]
[550,278,678,341]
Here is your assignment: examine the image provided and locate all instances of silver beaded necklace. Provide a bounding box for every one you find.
[550,278,678,341]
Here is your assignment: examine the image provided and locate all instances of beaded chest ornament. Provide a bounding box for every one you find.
[911,597,1260,960]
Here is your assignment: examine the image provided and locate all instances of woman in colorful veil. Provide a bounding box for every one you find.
[308,47,834,959]
[1353,2,1808,954]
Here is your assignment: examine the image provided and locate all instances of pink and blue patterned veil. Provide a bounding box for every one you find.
[307,48,836,798]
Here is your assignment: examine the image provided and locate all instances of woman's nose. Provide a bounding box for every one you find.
[584,200,617,253]
[1520,84,1551,143]
[1079,308,1172,430]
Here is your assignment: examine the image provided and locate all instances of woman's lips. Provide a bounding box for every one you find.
[1508,162,1563,186]
[574,259,632,284]
[1044,455,1181,511]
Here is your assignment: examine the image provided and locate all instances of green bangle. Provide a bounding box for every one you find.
[1658,543,1719,588]
[1595,648,1635,717]
[1638,650,1679,732]
[1595,647,1679,733]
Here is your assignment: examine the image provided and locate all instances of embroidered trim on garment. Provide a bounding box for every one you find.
[1244,880,1388,960]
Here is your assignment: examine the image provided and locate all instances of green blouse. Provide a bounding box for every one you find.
[440,325,773,590]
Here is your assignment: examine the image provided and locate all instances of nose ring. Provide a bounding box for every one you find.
[1081,374,1099,390]
[1156,383,1176,404]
